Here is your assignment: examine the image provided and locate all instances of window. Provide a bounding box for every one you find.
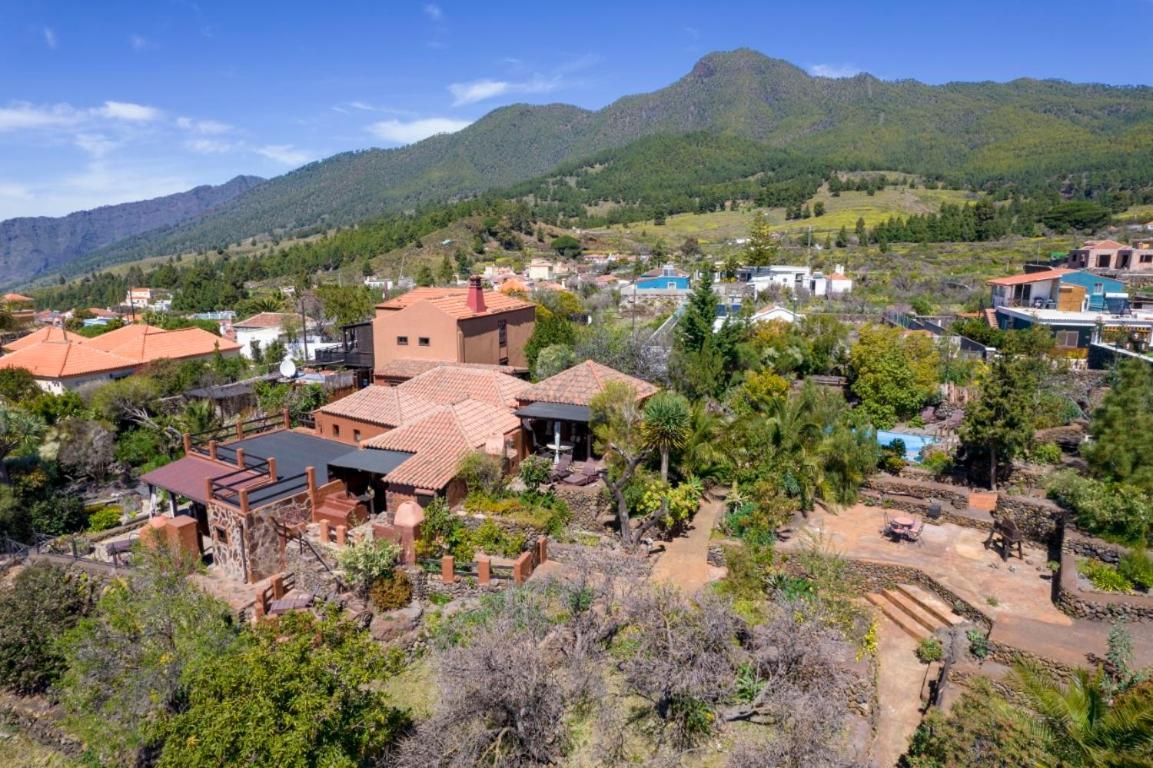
[418,337,430,347]
[332,424,341,438]
[1141,253,1152,264]
[213,526,230,546]
[353,429,361,442]
[1055,330,1079,349]
[1097,253,1112,268]
[498,319,507,346]
[1093,283,1104,295]
[396,335,408,345]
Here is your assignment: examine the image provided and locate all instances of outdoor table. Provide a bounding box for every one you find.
[893,517,915,528]
[105,539,134,555]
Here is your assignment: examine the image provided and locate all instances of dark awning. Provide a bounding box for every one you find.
[141,455,263,505]
[514,402,591,423]
[328,448,413,475]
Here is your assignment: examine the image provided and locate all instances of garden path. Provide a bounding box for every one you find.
[648,490,725,593]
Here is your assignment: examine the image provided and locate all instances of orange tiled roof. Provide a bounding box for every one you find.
[375,358,525,380]
[363,399,519,490]
[0,337,136,379]
[375,287,533,319]
[517,360,658,407]
[3,325,86,352]
[986,269,1076,287]
[2,293,33,304]
[397,365,529,408]
[234,312,294,329]
[84,323,240,363]
[316,385,440,428]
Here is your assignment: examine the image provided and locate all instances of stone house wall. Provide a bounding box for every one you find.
[206,489,314,583]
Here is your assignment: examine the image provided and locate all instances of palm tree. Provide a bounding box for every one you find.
[1012,661,1153,767]
[678,402,728,484]
[0,404,43,484]
[642,391,691,484]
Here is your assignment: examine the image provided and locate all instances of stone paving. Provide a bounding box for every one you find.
[782,503,1153,667]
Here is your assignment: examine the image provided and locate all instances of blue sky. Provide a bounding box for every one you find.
[2,0,1151,219]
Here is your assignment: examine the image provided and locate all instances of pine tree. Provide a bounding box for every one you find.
[746,211,777,266]
[959,357,1037,490]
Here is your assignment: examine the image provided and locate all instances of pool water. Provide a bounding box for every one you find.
[876,430,935,463]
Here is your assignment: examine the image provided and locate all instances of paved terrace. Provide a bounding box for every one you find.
[782,504,1153,668]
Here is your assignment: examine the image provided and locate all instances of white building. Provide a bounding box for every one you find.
[234,312,325,360]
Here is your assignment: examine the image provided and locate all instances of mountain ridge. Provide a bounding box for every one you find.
[13,49,1153,286]
[0,175,264,288]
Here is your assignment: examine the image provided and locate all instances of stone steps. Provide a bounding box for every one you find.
[867,583,964,641]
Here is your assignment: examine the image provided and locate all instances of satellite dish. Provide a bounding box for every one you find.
[279,357,298,379]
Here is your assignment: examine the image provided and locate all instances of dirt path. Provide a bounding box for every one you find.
[870,619,927,768]
[649,492,725,592]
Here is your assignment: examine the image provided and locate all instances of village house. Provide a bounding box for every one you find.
[371,276,535,382]
[2,293,36,329]
[123,287,172,314]
[988,268,1128,312]
[233,311,324,360]
[0,322,241,393]
[515,360,658,464]
[1064,239,1153,273]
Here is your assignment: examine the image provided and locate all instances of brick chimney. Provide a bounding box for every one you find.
[467,275,487,313]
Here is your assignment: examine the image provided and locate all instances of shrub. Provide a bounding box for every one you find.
[86,505,122,532]
[921,448,953,477]
[1118,547,1153,592]
[468,519,526,558]
[336,538,400,597]
[916,636,944,663]
[1030,442,1063,465]
[966,629,990,660]
[1047,471,1153,545]
[457,451,504,496]
[1078,558,1134,593]
[0,563,96,693]
[518,455,551,493]
[369,569,414,612]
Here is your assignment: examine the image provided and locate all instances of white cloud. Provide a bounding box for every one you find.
[255,144,312,166]
[185,138,235,154]
[0,103,79,131]
[448,76,559,106]
[423,3,443,20]
[808,63,861,79]
[367,117,471,144]
[73,133,117,158]
[130,34,156,50]
[43,27,57,49]
[176,116,232,134]
[98,101,160,121]
[0,183,31,200]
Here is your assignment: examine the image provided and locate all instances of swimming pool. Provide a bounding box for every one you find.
[876,430,935,463]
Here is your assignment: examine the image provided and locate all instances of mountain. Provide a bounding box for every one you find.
[0,175,263,287]
[30,49,1153,281]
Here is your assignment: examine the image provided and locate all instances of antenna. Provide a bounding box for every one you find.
[279,357,298,379]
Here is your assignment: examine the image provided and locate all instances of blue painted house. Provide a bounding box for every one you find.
[631,264,691,296]
[1058,271,1125,312]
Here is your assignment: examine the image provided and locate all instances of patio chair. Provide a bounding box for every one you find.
[549,454,573,481]
[1000,519,1025,561]
[903,519,925,543]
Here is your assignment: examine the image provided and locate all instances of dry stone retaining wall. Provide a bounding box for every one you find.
[994,494,1065,544]
[863,474,969,510]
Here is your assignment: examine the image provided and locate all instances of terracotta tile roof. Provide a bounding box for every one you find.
[3,325,87,352]
[316,385,440,427]
[397,365,529,408]
[87,307,122,319]
[85,323,240,362]
[234,312,294,329]
[986,268,1076,287]
[0,337,136,379]
[2,293,33,303]
[517,360,658,407]
[375,358,525,381]
[363,399,519,490]
[375,287,533,319]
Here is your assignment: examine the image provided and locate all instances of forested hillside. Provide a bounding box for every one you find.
[65,49,1153,277]
[0,175,263,287]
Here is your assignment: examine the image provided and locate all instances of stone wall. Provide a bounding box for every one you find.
[246,491,312,582]
[1035,423,1085,453]
[552,481,610,529]
[994,494,1065,544]
[206,500,248,581]
[0,692,82,758]
[1056,543,1153,622]
[863,474,969,510]
[1062,530,1127,564]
